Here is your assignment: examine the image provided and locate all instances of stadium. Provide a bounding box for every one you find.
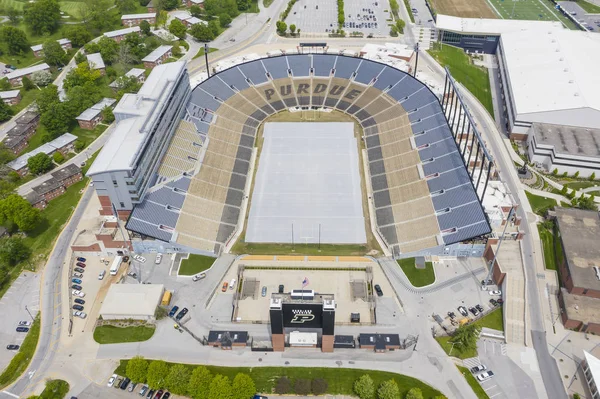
[89,53,491,256]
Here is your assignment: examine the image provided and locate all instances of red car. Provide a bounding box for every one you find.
[154,390,164,399]
[76,262,86,268]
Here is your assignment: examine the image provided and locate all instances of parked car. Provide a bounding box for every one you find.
[458,306,468,317]
[73,311,87,319]
[475,304,484,313]
[16,327,29,332]
[489,299,498,306]
[221,282,228,292]
[469,307,478,316]
[133,254,146,263]
[139,385,149,396]
[162,392,171,399]
[73,304,84,311]
[192,272,206,281]
[120,377,131,390]
[72,278,82,284]
[73,272,83,278]
[114,377,123,389]
[74,267,85,273]
[488,290,501,296]
[278,284,284,293]
[72,290,85,297]
[476,370,494,381]
[98,270,106,280]
[107,374,117,387]
[6,344,19,350]
[481,279,493,286]
[253,395,269,399]
[374,284,383,297]
[129,383,138,392]
[77,257,86,262]
[496,298,504,304]
[447,312,456,319]
[76,262,86,268]
[18,320,31,326]
[154,390,164,399]
[72,284,82,290]
[155,253,163,264]
[470,364,487,373]
[175,307,189,321]
[74,298,85,305]
[261,286,267,297]
[147,389,155,398]
[169,306,179,317]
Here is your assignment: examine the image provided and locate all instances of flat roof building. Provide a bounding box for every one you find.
[583,351,600,399]
[99,283,164,320]
[104,26,141,42]
[142,45,173,68]
[6,64,50,86]
[87,53,106,72]
[0,90,21,105]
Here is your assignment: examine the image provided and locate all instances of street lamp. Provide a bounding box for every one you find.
[25,305,34,321]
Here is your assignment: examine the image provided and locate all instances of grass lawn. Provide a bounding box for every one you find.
[179,254,216,275]
[525,190,557,216]
[435,336,477,359]
[573,0,600,13]
[0,315,40,389]
[10,88,42,115]
[487,0,578,29]
[193,46,218,59]
[93,325,156,344]
[427,42,494,117]
[263,0,274,7]
[397,257,435,287]
[36,379,70,399]
[472,308,503,331]
[231,240,369,256]
[115,361,442,397]
[457,366,490,399]
[537,223,557,271]
[565,181,599,190]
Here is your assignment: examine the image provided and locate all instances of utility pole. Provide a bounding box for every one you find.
[204,43,211,78]
[25,305,34,321]
[413,42,420,78]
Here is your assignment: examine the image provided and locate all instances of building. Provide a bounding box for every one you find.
[87,62,190,220]
[109,68,146,90]
[146,0,156,12]
[48,132,77,154]
[0,90,21,105]
[358,333,401,352]
[86,53,106,75]
[583,351,600,399]
[31,178,65,202]
[3,135,29,155]
[6,64,50,86]
[51,163,83,188]
[527,123,600,178]
[25,191,47,209]
[184,17,204,27]
[76,98,116,130]
[186,0,204,7]
[121,13,156,27]
[103,26,141,43]
[31,38,71,57]
[151,28,178,42]
[16,110,40,127]
[7,133,77,175]
[206,331,248,349]
[2,111,40,154]
[99,283,164,321]
[142,45,173,69]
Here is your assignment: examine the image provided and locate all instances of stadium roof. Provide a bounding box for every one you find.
[87,62,187,175]
[436,14,562,35]
[500,29,600,128]
[104,26,140,38]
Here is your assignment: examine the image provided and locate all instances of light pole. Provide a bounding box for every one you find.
[25,305,34,321]
[204,43,211,78]
[413,42,420,78]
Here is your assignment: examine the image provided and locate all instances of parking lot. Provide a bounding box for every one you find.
[557,1,600,31]
[0,272,40,371]
[285,0,392,36]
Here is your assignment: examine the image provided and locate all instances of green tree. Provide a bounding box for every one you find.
[36,84,60,114]
[208,375,232,399]
[52,151,65,164]
[156,10,168,27]
[81,0,119,33]
[560,185,568,195]
[160,0,179,10]
[74,140,85,152]
[140,20,152,35]
[43,40,68,66]
[28,153,53,175]
[552,168,558,176]
[219,13,232,27]
[165,364,191,395]
[204,0,239,17]
[276,20,287,34]
[405,388,424,399]
[289,24,296,34]
[190,23,215,41]
[208,20,220,36]
[31,70,53,87]
[126,356,148,383]
[22,77,35,91]
[0,78,10,91]
[146,360,169,389]
[0,26,30,55]
[116,0,138,13]
[172,43,182,57]
[312,378,328,395]
[575,195,598,211]
[377,380,399,399]
[0,194,41,232]
[590,172,596,181]
[169,19,188,39]
[390,25,399,37]
[101,107,115,124]
[190,5,203,17]
[0,236,30,266]
[354,375,376,399]
[573,171,580,178]
[187,366,212,399]
[97,36,119,64]
[231,373,255,399]
[0,101,14,123]
[64,26,92,47]
[23,0,61,35]
[63,62,103,90]
[452,324,481,353]
[7,8,21,25]
[65,82,103,116]
[395,19,405,34]
[41,102,71,137]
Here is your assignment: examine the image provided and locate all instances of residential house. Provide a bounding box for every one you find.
[31,39,71,57]
[6,64,50,86]
[51,164,83,188]
[76,98,116,130]
[0,90,21,105]
[186,0,204,8]
[7,133,77,175]
[87,53,106,76]
[25,191,47,209]
[103,26,141,43]
[121,13,156,27]
[31,178,66,202]
[142,45,173,69]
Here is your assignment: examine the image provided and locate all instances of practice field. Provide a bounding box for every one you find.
[245,122,366,245]
[488,0,578,28]
[428,0,497,18]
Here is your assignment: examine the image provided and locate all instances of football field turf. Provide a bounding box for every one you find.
[487,0,578,28]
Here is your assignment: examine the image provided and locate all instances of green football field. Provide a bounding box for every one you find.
[487,0,578,29]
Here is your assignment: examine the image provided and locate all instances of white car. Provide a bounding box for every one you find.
[18,321,31,326]
[488,290,501,296]
[133,254,146,263]
[98,270,106,280]
[73,311,87,319]
[155,253,163,264]
[476,370,494,382]
[107,374,117,387]
[72,290,85,298]
[73,272,83,278]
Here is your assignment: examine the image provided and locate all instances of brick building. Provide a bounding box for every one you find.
[121,13,156,27]
[87,53,106,76]
[142,45,172,69]
[146,0,156,12]
[16,110,40,127]
[76,98,116,130]
[31,178,66,202]
[186,0,204,7]
[7,133,77,176]
[51,164,83,188]
[207,331,248,349]
[31,38,71,57]
[1,110,40,154]
[3,135,28,155]
[0,90,21,105]
[103,26,141,43]
[6,64,50,86]
[358,334,401,352]
[25,191,47,210]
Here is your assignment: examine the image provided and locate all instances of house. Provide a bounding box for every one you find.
[1,110,40,154]
[142,45,173,69]
[31,178,66,202]
[0,90,21,105]
[48,132,78,154]
[76,98,117,130]
[3,135,29,155]
[7,133,77,175]
[15,110,40,127]
[86,53,106,75]
[146,0,156,12]
[183,17,205,27]
[31,39,71,57]
[121,13,156,27]
[50,164,83,188]
[103,26,141,43]
[125,68,146,83]
[6,64,50,86]
[207,331,248,349]
[186,0,204,8]
[25,191,47,210]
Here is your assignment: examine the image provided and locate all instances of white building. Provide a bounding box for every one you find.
[99,284,164,321]
[86,53,106,72]
[583,351,600,399]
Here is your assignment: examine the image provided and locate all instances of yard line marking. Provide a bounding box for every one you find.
[489,393,502,398]
[484,385,498,391]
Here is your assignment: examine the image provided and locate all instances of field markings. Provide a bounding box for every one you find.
[486,0,505,18]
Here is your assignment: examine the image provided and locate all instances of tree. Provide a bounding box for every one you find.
[7,8,21,25]
[169,19,188,39]
[575,195,598,211]
[0,26,30,55]
[377,380,399,399]
[81,0,119,33]
[172,43,182,57]
[101,107,115,124]
[160,0,179,10]
[63,62,103,90]
[276,20,287,34]
[560,185,568,195]
[0,101,14,123]
[390,25,399,37]
[28,153,53,175]
[289,24,296,34]
[156,10,168,27]
[573,171,580,178]
[208,375,232,399]
[0,78,10,91]
[552,168,558,176]
[204,0,239,17]
[590,172,596,181]
[52,151,65,164]
[31,70,53,87]
[219,13,232,27]
[395,19,405,34]
[165,364,191,395]
[187,366,212,399]
[231,373,255,399]
[22,77,35,91]
[74,140,85,152]
[43,40,68,66]
[64,25,92,47]
[97,36,119,64]
[126,356,148,383]
[41,102,71,137]
[452,324,481,353]
[190,5,203,17]
[275,377,291,394]
[312,378,328,395]
[0,194,41,232]
[140,20,152,36]
[208,20,220,36]
[23,0,61,36]
[0,237,30,267]
[190,23,215,41]
[354,375,376,399]
[116,0,138,13]
[147,360,169,389]
[294,379,311,395]
[405,388,424,399]
[65,82,102,116]
[35,85,59,114]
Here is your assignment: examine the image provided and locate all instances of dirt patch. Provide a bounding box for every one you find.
[429,0,497,18]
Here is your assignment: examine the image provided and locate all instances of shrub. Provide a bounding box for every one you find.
[590,172,596,181]
[52,151,64,164]
[573,171,580,178]
[552,168,558,176]
[312,378,328,395]
[280,0,298,21]
[22,76,35,90]
[294,378,311,395]
[275,377,291,394]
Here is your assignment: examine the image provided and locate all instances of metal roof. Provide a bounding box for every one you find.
[121,13,156,19]
[0,90,20,99]
[7,64,49,80]
[142,45,173,63]
[87,53,105,70]
[104,26,141,38]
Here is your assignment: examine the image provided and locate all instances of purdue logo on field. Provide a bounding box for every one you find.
[290,309,315,324]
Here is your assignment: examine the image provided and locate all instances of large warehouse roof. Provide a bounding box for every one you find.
[99,283,164,317]
[436,14,561,35]
[500,29,600,128]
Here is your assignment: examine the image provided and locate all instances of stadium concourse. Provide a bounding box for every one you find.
[125,54,490,255]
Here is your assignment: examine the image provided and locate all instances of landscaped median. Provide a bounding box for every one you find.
[0,315,40,389]
[178,254,216,276]
[397,257,435,287]
[93,324,156,344]
[457,366,490,399]
[27,379,70,399]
